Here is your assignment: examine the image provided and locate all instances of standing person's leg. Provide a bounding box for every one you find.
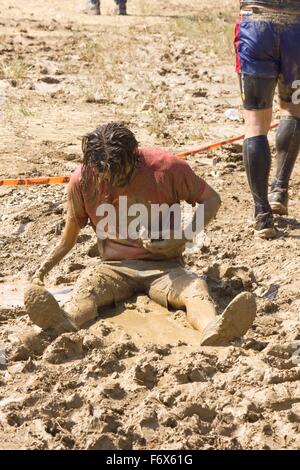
[269,20,300,215]
[115,0,127,15]
[24,263,137,333]
[146,266,256,346]
[235,15,279,238]
[269,109,300,215]
[83,0,101,15]
[243,101,275,235]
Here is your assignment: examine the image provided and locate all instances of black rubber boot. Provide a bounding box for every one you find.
[269,116,300,215]
[253,212,277,239]
[243,135,276,238]
[268,188,289,216]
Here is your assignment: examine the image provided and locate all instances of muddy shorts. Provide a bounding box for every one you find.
[234,11,300,107]
[70,259,200,311]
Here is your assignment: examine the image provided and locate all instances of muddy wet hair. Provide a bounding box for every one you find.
[81,122,139,188]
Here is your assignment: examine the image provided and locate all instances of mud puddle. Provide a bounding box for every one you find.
[92,299,201,347]
[0,282,200,347]
[0,281,73,308]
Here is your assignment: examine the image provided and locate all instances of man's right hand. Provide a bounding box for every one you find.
[30,217,81,287]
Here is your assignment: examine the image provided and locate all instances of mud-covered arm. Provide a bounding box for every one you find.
[32,168,89,285]
[143,156,221,257]
[143,183,221,257]
[198,182,221,228]
[31,216,81,285]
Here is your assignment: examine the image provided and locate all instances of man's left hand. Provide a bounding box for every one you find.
[142,236,186,258]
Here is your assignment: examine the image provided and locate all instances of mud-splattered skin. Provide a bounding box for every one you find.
[241,1,300,11]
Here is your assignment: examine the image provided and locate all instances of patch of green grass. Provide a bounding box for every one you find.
[5,101,35,125]
[138,0,157,16]
[147,108,169,139]
[79,39,105,65]
[19,105,34,117]
[205,20,235,57]
[169,15,235,58]
[79,38,124,83]
[78,74,114,104]
[170,16,204,40]
[0,59,30,80]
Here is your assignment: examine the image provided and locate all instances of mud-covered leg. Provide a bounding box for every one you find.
[25,264,135,333]
[153,271,257,346]
[24,265,110,332]
[177,278,257,346]
[64,264,116,328]
[24,268,106,333]
[200,292,257,346]
[147,271,217,333]
[63,263,138,328]
[173,279,217,333]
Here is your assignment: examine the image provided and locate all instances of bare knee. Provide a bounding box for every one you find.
[244,108,273,138]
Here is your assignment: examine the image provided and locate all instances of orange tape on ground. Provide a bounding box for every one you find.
[177,123,278,159]
[0,176,70,187]
[0,124,279,187]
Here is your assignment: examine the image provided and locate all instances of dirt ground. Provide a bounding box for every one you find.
[0,0,300,450]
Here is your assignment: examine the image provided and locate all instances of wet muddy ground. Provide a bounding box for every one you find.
[0,0,300,450]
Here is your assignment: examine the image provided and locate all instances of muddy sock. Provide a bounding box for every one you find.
[271,116,300,191]
[243,135,272,217]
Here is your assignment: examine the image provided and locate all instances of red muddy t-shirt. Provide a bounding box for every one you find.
[67,147,207,261]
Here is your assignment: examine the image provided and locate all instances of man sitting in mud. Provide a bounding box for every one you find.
[25,122,256,346]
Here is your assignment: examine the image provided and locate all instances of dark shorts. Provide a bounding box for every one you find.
[235,12,300,108]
